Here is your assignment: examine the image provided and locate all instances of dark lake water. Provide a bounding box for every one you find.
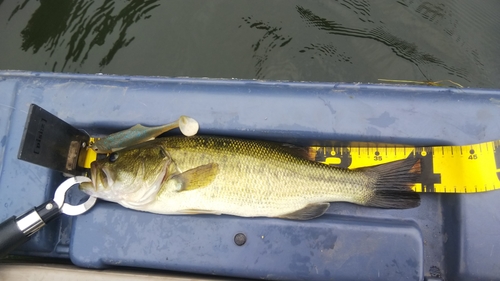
[1,0,499,88]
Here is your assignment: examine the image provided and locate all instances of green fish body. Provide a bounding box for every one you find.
[81,136,420,220]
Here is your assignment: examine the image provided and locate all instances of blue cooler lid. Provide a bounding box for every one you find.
[1,71,499,280]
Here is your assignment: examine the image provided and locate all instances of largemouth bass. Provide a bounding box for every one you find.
[80,136,421,220]
[90,116,199,153]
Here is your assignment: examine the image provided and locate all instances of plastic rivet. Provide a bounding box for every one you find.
[234,233,246,246]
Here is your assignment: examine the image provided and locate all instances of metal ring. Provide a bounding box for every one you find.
[53,176,96,216]
[61,195,97,216]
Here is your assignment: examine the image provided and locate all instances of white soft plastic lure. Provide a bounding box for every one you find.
[90,116,199,153]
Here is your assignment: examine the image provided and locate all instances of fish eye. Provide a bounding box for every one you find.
[109,152,119,163]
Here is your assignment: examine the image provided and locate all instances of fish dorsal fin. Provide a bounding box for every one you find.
[281,144,317,161]
[278,203,330,220]
[171,163,219,192]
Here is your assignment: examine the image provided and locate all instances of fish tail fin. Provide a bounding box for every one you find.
[363,158,421,209]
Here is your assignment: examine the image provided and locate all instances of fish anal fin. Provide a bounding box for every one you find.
[281,144,317,161]
[173,163,219,192]
[179,209,222,215]
[279,203,330,220]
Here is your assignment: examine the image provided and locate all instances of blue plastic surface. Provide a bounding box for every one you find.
[1,71,500,280]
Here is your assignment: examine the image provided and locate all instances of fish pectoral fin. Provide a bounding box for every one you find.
[278,203,330,220]
[179,209,222,215]
[172,163,219,192]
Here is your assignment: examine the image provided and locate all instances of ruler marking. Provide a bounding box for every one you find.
[311,139,500,194]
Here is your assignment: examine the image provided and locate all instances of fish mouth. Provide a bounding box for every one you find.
[90,162,98,189]
[90,162,113,190]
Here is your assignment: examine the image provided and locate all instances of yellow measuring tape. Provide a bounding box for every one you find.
[80,137,500,194]
[310,140,500,193]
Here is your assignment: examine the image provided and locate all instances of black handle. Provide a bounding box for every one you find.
[0,216,30,258]
[0,200,61,258]
[36,200,60,224]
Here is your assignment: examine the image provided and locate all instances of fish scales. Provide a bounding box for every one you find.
[139,138,376,214]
